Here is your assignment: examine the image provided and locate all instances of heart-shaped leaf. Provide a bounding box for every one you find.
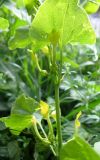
[60,136,100,160]
[11,94,39,115]
[30,0,96,51]
[0,95,40,135]
[1,115,33,135]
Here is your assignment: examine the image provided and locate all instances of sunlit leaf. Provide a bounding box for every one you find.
[30,0,96,51]
[84,1,99,14]
[0,17,9,31]
[60,136,100,160]
[1,115,33,135]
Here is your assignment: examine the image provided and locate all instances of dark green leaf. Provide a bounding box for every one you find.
[67,99,100,119]
[8,141,20,160]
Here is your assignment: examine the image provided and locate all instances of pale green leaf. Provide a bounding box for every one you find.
[0,17,9,31]
[5,1,31,23]
[30,0,96,51]
[94,142,100,155]
[84,1,99,14]
[60,136,100,160]
[8,26,31,50]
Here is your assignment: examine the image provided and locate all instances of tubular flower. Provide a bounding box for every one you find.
[75,111,82,128]
[40,100,49,118]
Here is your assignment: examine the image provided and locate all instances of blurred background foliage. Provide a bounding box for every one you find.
[0,0,100,160]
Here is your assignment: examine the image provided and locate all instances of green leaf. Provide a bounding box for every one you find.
[94,142,100,155]
[30,0,96,51]
[8,141,20,160]
[23,0,39,15]
[0,95,39,135]
[5,1,31,23]
[84,1,99,14]
[8,26,31,50]
[17,0,25,8]
[60,136,100,160]
[67,99,100,119]
[11,94,39,115]
[0,17,9,31]
[63,57,79,68]
[24,0,34,11]
[1,115,33,135]
[10,18,29,36]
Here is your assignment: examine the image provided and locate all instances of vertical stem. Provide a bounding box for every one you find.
[38,123,56,156]
[52,45,62,159]
[53,45,56,67]
[55,84,62,159]
[60,47,63,80]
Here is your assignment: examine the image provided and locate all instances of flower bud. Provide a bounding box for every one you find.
[41,46,49,56]
[51,110,56,121]
[32,116,37,125]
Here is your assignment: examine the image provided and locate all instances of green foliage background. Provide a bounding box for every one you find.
[0,0,100,160]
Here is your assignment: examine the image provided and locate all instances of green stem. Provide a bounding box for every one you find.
[60,47,63,80]
[55,84,62,159]
[47,116,54,138]
[52,45,56,67]
[38,122,56,156]
[32,123,50,145]
[52,45,62,159]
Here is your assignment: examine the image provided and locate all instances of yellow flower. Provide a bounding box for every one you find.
[75,111,82,128]
[40,100,49,118]
[41,46,49,56]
